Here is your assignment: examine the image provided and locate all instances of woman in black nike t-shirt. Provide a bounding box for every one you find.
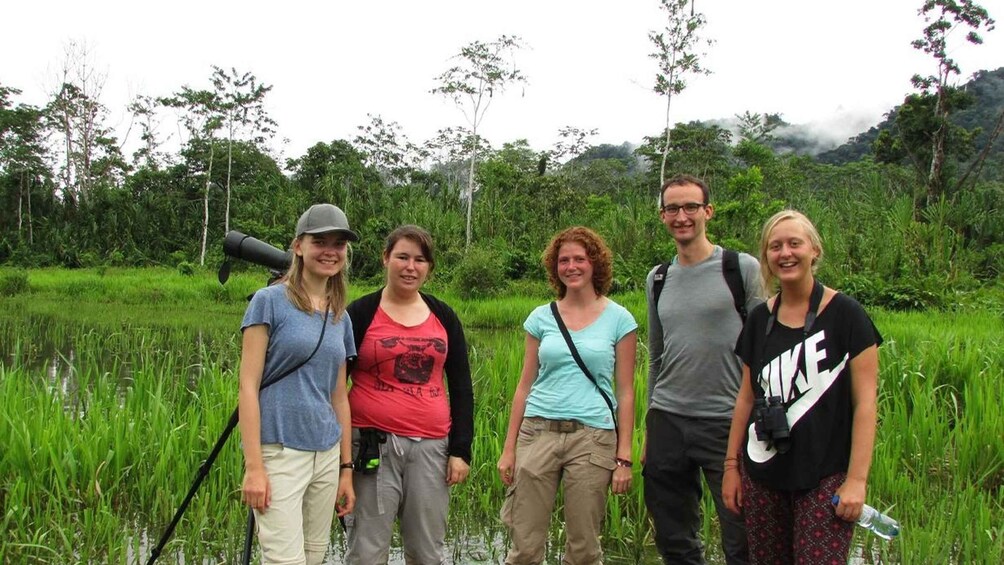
[722,210,882,564]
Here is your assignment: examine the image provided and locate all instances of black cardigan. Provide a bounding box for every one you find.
[346,289,474,463]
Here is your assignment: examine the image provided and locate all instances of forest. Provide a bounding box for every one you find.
[1,1,1002,311]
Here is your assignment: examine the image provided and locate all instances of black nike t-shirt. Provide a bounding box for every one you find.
[735,292,882,491]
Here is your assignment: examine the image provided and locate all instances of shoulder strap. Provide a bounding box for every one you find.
[549,302,618,433]
[260,306,329,392]
[651,261,672,309]
[721,249,748,323]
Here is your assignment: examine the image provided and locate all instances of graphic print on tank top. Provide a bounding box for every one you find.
[746,328,849,464]
[377,336,447,384]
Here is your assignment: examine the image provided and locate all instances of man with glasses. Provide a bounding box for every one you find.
[644,174,761,565]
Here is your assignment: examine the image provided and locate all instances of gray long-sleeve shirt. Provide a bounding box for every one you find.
[646,246,763,419]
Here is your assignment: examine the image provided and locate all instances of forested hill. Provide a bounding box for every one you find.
[815,66,1004,171]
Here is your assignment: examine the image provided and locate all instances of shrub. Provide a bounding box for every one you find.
[178,262,195,276]
[169,251,188,266]
[450,246,508,299]
[0,270,30,296]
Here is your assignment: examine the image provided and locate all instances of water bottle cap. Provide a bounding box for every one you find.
[831,495,840,505]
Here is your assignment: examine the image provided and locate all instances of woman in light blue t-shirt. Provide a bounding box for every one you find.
[498,226,638,565]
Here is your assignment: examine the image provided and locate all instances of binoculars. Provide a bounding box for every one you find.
[753,395,791,454]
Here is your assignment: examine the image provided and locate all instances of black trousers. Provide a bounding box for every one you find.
[643,409,749,565]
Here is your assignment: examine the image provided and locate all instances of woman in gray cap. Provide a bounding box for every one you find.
[238,203,360,564]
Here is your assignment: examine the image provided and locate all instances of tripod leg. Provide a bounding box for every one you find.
[242,508,255,564]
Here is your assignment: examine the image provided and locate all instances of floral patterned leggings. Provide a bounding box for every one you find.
[741,471,855,565]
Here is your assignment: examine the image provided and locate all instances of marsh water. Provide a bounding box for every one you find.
[1,312,674,564]
[2,311,906,564]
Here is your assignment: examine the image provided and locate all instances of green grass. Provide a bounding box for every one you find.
[0,268,1001,563]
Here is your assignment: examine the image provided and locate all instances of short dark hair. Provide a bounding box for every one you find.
[542,227,613,298]
[383,225,435,272]
[660,174,710,207]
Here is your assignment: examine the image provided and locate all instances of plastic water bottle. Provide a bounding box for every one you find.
[832,496,900,540]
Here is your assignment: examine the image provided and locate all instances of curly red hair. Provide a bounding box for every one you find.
[543,226,613,298]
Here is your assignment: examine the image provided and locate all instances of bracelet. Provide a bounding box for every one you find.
[614,458,633,468]
[339,462,354,470]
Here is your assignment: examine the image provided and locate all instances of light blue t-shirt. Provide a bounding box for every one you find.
[241,283,356,451]
[523,299,637,429]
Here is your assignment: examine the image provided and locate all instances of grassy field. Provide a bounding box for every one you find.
[0,267,1001,563]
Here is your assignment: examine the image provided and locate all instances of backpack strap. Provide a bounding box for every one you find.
[721,249,748,323]
[651,261,672,309]
[652,250,747,323]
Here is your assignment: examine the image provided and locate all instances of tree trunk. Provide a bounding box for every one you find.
[926,82,949,206]
[17,172,23,234]
[659,66,677,188]
[63,112,74,200]
[225,125,233,234]
[27,175,33,245]
[200,143,215,266]
[660,95,673,188]
[465,131,478,249]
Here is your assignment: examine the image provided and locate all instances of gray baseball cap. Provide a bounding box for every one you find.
[295,204,359,241]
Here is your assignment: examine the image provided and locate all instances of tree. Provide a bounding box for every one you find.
[353,113,423,186]
[431,35,528,247]
[125,94,168,170]
[736,111,784,144]
[1,84,50,246]
[637,121,733,191]
[547,126,599,171]
[649,0,713,186]
[873,89,981,203]
[909,0,996,203]
[209,66,276,233]
[422,127,492,205]
[160,87,222,265]
[44,41,126,203]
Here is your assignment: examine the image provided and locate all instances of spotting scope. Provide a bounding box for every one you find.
[218,231,291,284]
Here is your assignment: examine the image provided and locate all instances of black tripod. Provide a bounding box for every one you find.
[146,308,328,564]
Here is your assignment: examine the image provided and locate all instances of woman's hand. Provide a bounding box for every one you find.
[833,477,866,522]
[611,465,632,494]
[447,456,470,486]
[497,450,516,486]
[242,467,270,511]
[335,472,355,517]
[722,467,742,515]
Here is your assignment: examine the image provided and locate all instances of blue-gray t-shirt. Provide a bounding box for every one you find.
[241,284,356,451]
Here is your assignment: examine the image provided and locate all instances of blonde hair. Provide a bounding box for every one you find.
[280,235,349,321]
[758,210,823,294]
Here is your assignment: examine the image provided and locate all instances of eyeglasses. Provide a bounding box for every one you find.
[661,202,706,216]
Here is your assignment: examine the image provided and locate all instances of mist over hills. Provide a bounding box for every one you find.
[701,67,1004,173]
[800,68,1004,170]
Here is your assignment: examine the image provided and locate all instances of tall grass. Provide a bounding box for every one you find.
[0,269,1001,563]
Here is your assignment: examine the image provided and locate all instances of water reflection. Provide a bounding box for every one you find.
[2,314,894,564]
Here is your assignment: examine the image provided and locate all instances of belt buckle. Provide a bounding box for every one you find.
[557,420,577,433]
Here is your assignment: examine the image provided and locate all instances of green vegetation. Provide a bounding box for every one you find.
[0,270,1001,563]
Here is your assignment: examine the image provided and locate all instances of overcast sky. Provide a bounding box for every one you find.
[4,0,1001,161]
